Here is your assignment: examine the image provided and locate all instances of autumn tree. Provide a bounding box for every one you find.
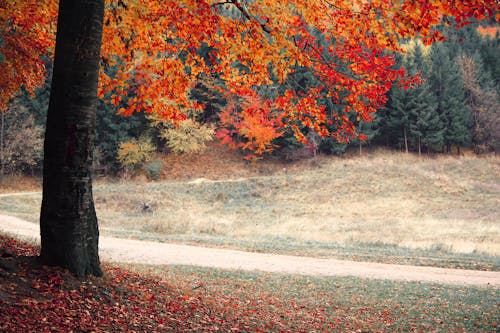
[2,0,498,275]
[39,0,105,277]
[458,53,500,153]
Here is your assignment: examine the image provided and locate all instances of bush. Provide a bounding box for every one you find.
[159,119,214,154]
[0,105,43,178]
[142,159,163,180]
[117,136,155,172]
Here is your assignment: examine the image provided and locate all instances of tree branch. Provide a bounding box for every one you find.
[229,0,271,33]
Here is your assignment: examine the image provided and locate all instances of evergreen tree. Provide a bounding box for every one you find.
[386,44,443,154]
[386,85,411,152]
[95,99,149,174]
[479,31,500,90]
[430,43,470,153]
[351,115,380,155]
[407,86,443,155]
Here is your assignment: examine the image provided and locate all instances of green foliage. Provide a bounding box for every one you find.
[386,43,444,154]
[95,98,150,173]
[117,136,156,171]
[429,43,471,152]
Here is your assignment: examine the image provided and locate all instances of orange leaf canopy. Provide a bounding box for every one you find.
[1,0,497,146]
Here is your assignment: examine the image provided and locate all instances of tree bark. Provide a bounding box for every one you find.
[40,0,104,277]
[0,111,4,183]
[418,136,421,156]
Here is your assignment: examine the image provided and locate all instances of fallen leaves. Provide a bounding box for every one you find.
[1,235,498,332]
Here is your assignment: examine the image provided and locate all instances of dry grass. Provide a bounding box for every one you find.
[0,176,41,194]
[1,149,498,267]
[96,150,499,257]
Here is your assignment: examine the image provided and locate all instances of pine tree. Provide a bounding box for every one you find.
[386,43,443,154]
[430,43,470,153]
[386,85,412,152]
[352,112,381,155]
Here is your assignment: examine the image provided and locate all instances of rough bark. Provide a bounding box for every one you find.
[40,0,104,277]
[1,111,4,182]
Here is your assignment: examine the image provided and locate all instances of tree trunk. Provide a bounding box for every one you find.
[404,127,408,154]
[40,0,104,277]
[0,111,4,183]
[358,122,362,156]
[418,136,421,156]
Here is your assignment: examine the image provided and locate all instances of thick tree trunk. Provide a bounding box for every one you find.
[0,111,4,183]
[40,0,104,277]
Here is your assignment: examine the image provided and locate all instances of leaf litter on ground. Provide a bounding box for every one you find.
[0,234,498,332]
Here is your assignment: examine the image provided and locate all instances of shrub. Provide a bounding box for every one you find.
[159,119,214,154]
[117,136,155,172]
[142,159,163,180]
[0,105,43,178]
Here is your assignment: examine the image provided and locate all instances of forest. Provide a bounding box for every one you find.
[1,4,499,180]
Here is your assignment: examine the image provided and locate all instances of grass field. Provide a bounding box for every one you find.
[1,150,498,269]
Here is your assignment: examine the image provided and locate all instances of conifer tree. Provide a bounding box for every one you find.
[386,85,411,152]
[406,44,443,154]
[430,43,470,153]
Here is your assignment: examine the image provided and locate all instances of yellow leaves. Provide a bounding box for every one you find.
[156,118,214,154]
[117,136,155,170]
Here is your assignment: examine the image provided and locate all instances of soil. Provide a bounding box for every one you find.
[1,214,498,287]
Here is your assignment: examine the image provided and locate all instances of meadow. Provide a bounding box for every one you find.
[1,150,498,270]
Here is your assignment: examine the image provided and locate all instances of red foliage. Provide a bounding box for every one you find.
[0,235,497,332]
[1,0,498,158]
[217,88,284,160]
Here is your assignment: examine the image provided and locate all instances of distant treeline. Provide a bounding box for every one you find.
[1,23,498,178]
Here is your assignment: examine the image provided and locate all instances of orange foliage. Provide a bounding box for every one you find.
[0,0,57,111]
[217,88,283,160]
[477,25,500,38]
[1,0,498,156]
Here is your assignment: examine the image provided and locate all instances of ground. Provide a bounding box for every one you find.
[1,146,498,270]
[0,235,498,332]
[0,146,499,332]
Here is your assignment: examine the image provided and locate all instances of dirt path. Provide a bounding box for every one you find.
[0,191,41,197]
[1,214,499,287]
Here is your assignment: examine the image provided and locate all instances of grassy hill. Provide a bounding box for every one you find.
[1,147,498,270]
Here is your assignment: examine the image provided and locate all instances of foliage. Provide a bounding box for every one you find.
[96,98,150,173]
[142,158,164,180]
[217,88,284,160]
[0,105,43,177]
[117,136,156,172]
[429,43,471,152]
[154,118,214,154]
[4,0,497,158]
[457,53,500,153]
[0,0,57,112]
